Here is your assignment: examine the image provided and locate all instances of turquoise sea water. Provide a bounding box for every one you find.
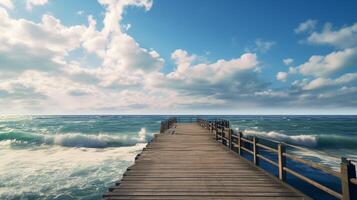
[0,115,356,199]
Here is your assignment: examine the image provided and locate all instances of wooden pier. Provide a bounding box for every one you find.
[103,120,311,199]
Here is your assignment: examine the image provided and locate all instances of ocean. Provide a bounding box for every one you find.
[0,115,356,200]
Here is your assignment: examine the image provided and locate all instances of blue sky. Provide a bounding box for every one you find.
[0,0,356,114]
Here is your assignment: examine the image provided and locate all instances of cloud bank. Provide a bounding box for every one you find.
[0,2,356,114]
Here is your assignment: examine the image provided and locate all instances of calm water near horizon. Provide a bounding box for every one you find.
[0,115,356,199]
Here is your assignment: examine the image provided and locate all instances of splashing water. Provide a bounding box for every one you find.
[0,115,163,200]
[0,115,356,200]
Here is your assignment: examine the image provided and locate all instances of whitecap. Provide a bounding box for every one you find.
[243,129,317,147]
[1,128,154,148]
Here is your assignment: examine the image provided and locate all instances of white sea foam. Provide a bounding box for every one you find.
[243,129,317,147]
[1,128,152,148]
[292,148,341,171]
[47,128,150,148]
[0,143,146,200]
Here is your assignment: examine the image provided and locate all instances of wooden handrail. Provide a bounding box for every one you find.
[240,137,253,144]
[284,167,343,199]
[196,118,357,200]
[257,154,278,167]
[257,143,278,153]
[241,146,254,155]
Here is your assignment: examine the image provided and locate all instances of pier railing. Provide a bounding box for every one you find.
[176,116,197,123]
[160,117,177,133]
[197,118,357,200]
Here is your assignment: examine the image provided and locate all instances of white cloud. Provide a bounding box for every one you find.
[255,89,288,98]
[167,50,259,83]
[296,48,357,77]
[254,39,275,53]
[145,50,267,104]
[0,0,356,113]
[0,0,13,9]
[26,0,48,10]
[0,9,85,54]
[283,58,294,66]
[0,0,168,113]
[293,20,357,104]
[295,19,317,33]
[122,23,131,31]
[170,49,197,76]
[81,15,107,58]
[302,77,333,90]
[102,33,164,73]
[303,73,357,90]
[307,23,357,48]
[276,72,288,81]
[288,67,297,74]
[79,0,163,80]
[0,8,86,72]
[98,0,152,35]
[0,0,163,81]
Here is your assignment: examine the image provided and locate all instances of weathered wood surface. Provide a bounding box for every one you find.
[104,123,308,200]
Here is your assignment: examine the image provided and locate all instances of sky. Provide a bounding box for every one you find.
[0,0,356,115]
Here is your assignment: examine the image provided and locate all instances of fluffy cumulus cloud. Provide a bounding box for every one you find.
[277,21,357,110]
[307,23,357,48]
[302,73,357,90]
[144,50,280,110]
[296,48,357,77]
[0,0,166,113]
[267,20,357,111]
[1,0,240,114]
[168,49,259,81]
[0,1,356,114]
[289,21,357,79]
[0,0,13,9]
[26,0,48,10]
[0,8,86,72]
[292,21,357,80]
[65,0,164,89]
[276,72,288,81]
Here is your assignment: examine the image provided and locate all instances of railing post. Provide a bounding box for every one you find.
[341,157,357,200]
[215,127,218,141]
[237,131,242,156]
[278,143,286,181]
[253,137,259,165]
[228,129,232,150]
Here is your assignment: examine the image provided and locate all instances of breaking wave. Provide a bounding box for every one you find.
[242,129,357,149]
[0,128,152,148]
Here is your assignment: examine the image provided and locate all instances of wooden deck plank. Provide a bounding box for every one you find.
[103,123,308,200]
[105,197,304,200]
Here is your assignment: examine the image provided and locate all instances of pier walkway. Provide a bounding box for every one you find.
[104,122,308,199]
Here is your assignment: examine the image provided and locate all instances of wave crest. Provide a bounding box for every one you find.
[243,129,317,146]
[242,129,357,149]
[0,128,152,148]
